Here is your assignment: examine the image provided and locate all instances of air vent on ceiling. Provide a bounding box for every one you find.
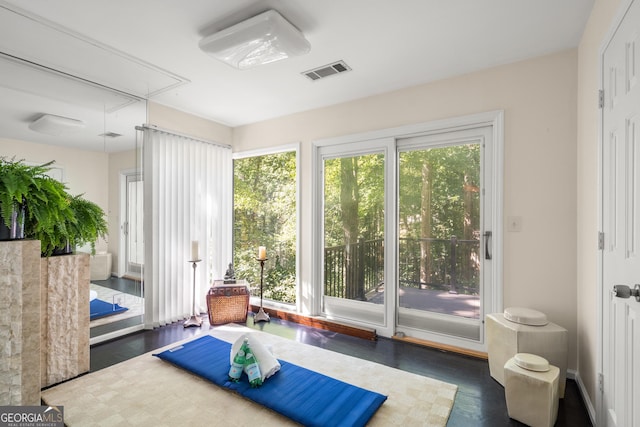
[99,132,122,138]
[302,60,351,81]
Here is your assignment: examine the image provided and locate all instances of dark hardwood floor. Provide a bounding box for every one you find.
[90,316,592,426]
[90,276,143,338]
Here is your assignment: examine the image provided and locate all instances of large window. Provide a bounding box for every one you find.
[233,149,297,304]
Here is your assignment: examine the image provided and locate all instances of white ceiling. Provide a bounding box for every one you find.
[0,0,594,151]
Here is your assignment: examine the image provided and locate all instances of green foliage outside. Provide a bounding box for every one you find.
[324,153,385,247]
[322,145,479,245]
[233,152,297,304]
[232,143,480,304]
[399,144,480,241]
[322,144,481,298]
[398,144,481,294]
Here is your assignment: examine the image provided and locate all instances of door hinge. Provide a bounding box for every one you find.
[598,232,605,250]
[599,89,604,109]
[598,372,604,392]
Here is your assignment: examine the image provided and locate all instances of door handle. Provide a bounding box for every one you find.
[613,284,640,302]
[484,231,492,260]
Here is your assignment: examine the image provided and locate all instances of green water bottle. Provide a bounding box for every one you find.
[228,338,248,381]
[244,343,263,388]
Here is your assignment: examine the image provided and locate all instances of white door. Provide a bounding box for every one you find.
[601,0,640,425]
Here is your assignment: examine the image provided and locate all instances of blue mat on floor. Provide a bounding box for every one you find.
[154,335,387,427]
[90,299,128,320]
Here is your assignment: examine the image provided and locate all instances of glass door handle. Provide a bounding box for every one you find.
[613,284,640,301]
[484,231,492,260]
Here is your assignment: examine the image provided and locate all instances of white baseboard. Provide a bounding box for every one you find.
[568,369,596,426]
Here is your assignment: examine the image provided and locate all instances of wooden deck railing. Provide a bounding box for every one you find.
[324,237,480,299]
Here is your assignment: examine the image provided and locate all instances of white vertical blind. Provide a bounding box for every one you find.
[142,126,232,328]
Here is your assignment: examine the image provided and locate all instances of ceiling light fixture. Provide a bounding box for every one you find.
[199,10,310,70]
[28,114,85,136]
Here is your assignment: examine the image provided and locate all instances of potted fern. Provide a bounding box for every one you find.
[0,157,54,240]
[25,181,109,257]
[0,157,108,256]
[65,194,108,255]
[24,174,75,256]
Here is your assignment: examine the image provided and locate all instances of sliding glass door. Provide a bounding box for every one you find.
[318,138,394,329]
[315,114,500,349]
[322,149,388,325]
[396,126,493,343]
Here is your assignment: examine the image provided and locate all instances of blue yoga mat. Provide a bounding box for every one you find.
[154,335,387,427]
[90,299,128,320]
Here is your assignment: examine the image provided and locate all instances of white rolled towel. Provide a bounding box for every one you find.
[230,333,281,381]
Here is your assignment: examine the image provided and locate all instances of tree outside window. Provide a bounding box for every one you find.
[233,151,297,304]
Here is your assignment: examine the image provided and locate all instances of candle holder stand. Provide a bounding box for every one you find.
[184,259,203,328]
[254,258,270,323]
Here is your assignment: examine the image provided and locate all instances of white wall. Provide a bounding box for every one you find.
[147,102,232,145]
[0,138,108,206]
[233,50,579,367]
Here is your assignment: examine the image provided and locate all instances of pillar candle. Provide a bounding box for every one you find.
[191,241,199,260]
[258,246,266,260]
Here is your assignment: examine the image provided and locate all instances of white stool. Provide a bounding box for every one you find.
[505,353,559,427]
[90,252,112,281]
[486,307,568,397]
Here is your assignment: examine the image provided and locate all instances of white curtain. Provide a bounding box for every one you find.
[142,126,232,328]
